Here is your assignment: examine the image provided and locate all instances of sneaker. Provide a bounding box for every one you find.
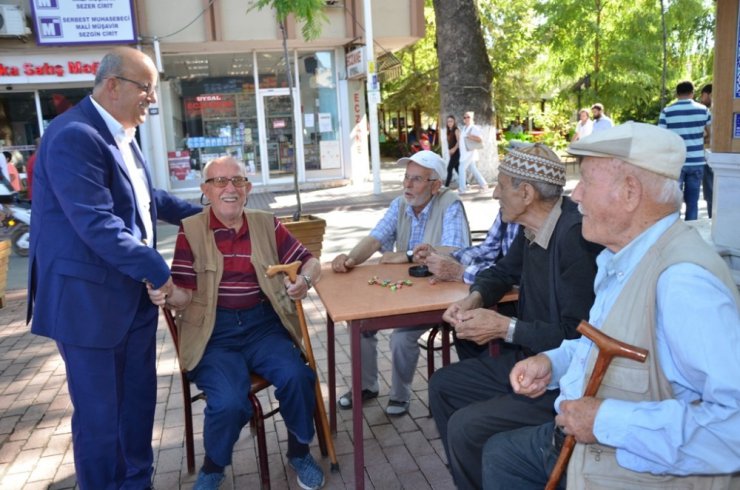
[193,470,224,490]
[480,184,490,192]
[385,399,410,416]
[337,389,378,410]
[289,453,325,490]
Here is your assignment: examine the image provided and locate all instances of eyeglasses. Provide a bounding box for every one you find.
[403,174,437,185]
[113,76,154,97]
[463,116,471,119]
[205,176,249,188]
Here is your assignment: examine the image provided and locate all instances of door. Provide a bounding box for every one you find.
[259,89,296,182]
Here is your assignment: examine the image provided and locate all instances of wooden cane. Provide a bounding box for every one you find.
[545,320,649,490]
[266,261,339,472]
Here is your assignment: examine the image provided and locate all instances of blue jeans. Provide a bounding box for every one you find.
[482,422,564,490]
[189,303,316,466]
[679,166,704,221]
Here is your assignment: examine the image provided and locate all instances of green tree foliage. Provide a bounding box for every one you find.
[534,0,714,123]
[381,2,440,118]
[380,0,714,139]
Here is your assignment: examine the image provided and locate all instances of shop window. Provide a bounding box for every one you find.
[164,53,260,190]
[298,51,340,175]
[0,92,43,175]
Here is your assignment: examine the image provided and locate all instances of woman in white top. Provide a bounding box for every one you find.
[571,108,593,142]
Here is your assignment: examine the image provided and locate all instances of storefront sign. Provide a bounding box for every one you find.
[0,51,105,84]
[183,95,236,119]
[346,48,365,80]
[30,0,137,46]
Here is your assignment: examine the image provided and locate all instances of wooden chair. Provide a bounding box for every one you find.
[161,307,328,489]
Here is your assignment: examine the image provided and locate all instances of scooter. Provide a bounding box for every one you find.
[1,203,30,257]
[0,179,31,257]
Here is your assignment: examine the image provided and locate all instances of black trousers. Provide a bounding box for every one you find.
[429,351,558,490]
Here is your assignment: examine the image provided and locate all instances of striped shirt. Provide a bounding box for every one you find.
[370,196,468,252]
[658,99,711,167]
[452,211,520,284]
[171,209,312,309]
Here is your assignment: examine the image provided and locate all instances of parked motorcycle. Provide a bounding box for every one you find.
[0,179,30,257]
[1,203,30,257]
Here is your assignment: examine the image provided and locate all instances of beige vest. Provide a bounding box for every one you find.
[396,188,471,251]
[175,209,303,371]
[567,220,740,490]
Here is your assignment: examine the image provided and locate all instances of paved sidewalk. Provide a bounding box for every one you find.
[0,163,502,490]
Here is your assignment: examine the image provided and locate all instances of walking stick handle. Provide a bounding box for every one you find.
[545,321,648,489]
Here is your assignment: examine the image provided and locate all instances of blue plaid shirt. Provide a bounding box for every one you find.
[370,196,468,252]
[451,211,520,284]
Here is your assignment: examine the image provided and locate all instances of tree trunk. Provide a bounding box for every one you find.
[433,0,498,181]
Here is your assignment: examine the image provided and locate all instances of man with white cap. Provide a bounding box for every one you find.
[331,150,470,416]
[429,143,602,490]
[484,122,740,489]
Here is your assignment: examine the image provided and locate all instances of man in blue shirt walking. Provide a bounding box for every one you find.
[658,81,712,220]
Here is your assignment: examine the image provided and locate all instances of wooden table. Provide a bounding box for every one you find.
[314,261,517,489]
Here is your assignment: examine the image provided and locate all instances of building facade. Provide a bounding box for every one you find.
[0,0,424,196]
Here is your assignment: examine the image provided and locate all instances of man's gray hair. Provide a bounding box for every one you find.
[511,176,563,202]
[614,159,682,210]
[94,51,125,87]
[202,157,247,182]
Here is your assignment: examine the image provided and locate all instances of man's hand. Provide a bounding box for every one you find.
[555,397,602,444]
[510,354,553,398]
[332,253,356,273]
[442,292,482,325]
[425,252,464,282]
[454,309,509,345]
[284,275,309,300]
[146,277,173,306]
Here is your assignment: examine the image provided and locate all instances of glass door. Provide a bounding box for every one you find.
[260,89,295,181]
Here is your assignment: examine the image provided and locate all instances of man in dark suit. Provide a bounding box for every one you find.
[27,47,200,490]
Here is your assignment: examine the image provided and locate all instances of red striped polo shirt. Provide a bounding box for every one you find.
[171,209,313,309]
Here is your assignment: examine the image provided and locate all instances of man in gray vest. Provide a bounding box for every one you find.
[484,122,740,489]
[331,150,470,416]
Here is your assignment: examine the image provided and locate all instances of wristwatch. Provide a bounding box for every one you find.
[505,317,517,343]
[406,250,414,263]
[302,274,313,290]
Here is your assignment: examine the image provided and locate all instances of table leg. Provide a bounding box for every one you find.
[350,321,365,490]
[327,317,336,433]
[441,323,451,367]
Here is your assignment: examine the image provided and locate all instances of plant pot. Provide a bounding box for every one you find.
[0,240,10,308]
[278,215,326,260]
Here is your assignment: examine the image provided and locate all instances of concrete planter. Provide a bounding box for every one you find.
[278,215,327,260]
[0,240,10,308]
[708,151,740,286]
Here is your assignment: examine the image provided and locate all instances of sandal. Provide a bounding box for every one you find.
[337,389,379,410]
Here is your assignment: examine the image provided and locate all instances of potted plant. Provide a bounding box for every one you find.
[251,0,328,258]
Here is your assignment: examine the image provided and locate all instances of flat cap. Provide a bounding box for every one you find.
[568,122,686,179]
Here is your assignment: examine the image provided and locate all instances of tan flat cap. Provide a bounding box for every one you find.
[568,122,686,179]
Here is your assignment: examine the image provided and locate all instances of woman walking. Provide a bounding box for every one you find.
[444,115,461,187]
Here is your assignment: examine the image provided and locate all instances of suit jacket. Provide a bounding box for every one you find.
[28,95,200,348]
